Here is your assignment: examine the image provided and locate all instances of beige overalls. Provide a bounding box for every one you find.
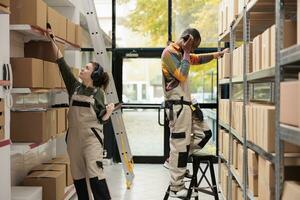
[164,77,212,192]
[66,86,111,200]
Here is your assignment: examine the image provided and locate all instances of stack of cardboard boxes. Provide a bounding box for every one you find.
[218,0,246,36]
[22,155,72,200]
[252,20,297,73]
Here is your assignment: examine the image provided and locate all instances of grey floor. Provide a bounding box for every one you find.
[72,163,221,200]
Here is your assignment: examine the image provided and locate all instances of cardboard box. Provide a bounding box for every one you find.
[66,20,76,44]
[232,180,237,200]
[271,20,297,66]
[223,132,229,161]
[233,139,238,169]
[223,53,231,78]
[280,81,299,127]
[24,41,65,63]
[75,25,83,46]
[219,130,223,154]
[262,28,271,69]
[237,187,243,200]
[0,110,4,126]
[258,156,275,200]
[57,108,66,134]
[253,34,262,72]
[282,181,300,200]
[0,0,9,7]
[11,58,44,88]
[31,164,66,175]
[11,110,57,143]
[22,171,65,200]
[10,0,47,29]
[47,7,67,40]
[237,143,243,177]
[43,61,61,88]
[0,126,4,141]
[0,98,4,112]
[44,156,73,186]
[248,149,258,196]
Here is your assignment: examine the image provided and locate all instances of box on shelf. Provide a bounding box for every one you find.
[44,61,61,88]
[282,181,300,200]
[233,139,238,169]
[280,81,299,127]
[0,126,4,141]
[47,7,67,40]
[0,0,9,7]
[258,156,275,200]
[11,109,57,143]
[11,58,44,88]
[22,170,65,200]
[24,41,65,63]
[66,20,76,44]
[223,131,229,161]
[237,187,243,200]
[10,0,47,29]
[248,149,258,196]
[253,34,262,72]
[262,28,271,69]
[44,156,73,186]
[219,129,224,155]
[223,53,231,78]
[232,180,238,200]
[237,143,243,177]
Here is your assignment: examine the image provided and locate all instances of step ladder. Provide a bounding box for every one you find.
[83,0,134,189]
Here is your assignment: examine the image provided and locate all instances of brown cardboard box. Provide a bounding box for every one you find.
[271,21,297,66]
[44,61,61,88]
[10,0,47,29]
[237,143,243,177]
[223,53,231,78]
[262,28,271,69]
[233,139,238,169]
[31,164,66,174]
[57,108,66,134]
[258,156,275,200]
[0,111,4,126]
[280,81,299,127]
[0,0,9,7]
[254,34,262,72]
[282,181,300,200]
[237,187,243,200]
[11,110,56,143]
[219,130,223,154]
[75,25,83,46]
[44,156,73,186]
[11,58,44,88]
[0,98,4,112]
[47,7,67,40]
[232,180,237,200]
[22,171,65,200]
[248,149,258,196]
[25,41,65,63]
[223,132,229,161]
[67,20,76,44]
[262,106,275,152]
[248,42,253,73]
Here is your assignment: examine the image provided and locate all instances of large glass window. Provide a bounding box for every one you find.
[116,0,168,47]
[122,58,163,103]
[172,0,219,47]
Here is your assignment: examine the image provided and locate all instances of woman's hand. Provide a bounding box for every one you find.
[106,103,115,115]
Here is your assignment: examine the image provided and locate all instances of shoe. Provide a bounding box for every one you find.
[184,169,193,179]
[169,188,198,198]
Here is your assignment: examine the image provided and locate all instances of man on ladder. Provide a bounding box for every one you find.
[161,28,228,198]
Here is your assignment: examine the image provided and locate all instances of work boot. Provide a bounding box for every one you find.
[169,187,198,199]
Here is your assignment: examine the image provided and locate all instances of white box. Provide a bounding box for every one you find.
[12,186,42,200]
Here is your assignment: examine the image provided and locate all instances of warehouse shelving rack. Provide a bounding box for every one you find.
[217,0,286,200]
[276,1,300,199]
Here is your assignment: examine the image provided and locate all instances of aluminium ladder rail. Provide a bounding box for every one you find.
[83,0,134,189]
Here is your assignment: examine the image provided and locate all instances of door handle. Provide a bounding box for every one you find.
[158,107,164,127]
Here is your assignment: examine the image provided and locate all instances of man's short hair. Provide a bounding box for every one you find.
[180,28,201,41]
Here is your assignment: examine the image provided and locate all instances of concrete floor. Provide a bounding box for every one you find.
[72,163,222,200]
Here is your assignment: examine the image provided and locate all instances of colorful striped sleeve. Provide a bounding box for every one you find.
[161,48,190,82]
[190,53,216,65]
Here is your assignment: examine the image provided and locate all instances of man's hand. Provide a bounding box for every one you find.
[182,34,194,54]
[215,48,229,59]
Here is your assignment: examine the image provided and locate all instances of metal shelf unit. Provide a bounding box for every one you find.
[218,1,281,200]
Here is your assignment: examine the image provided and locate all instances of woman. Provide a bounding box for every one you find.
[47,29,114,200]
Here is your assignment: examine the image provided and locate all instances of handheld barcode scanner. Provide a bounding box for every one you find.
[46,23,54,39]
